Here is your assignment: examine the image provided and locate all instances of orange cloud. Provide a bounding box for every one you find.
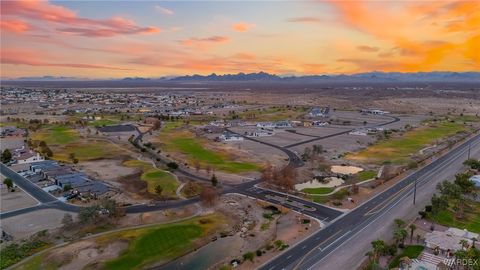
[232,22,255,32]
[357,45,379,53]
[1,0,160,37]
[0,19,31,33]
[1,48,132,70]
[180,36,230,50]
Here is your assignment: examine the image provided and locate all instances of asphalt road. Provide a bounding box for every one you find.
[284,115,399,148]
[259,133,480,270]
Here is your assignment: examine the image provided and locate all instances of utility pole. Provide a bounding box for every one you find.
[413,178,417,205]
[468,142,471,160]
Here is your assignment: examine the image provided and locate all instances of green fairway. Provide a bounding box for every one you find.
[124,160,179,197]
[302,187,334,195]
[14,214,225,270]
[100,214,224,270]
[156,124,260,173]
[347,121,467,164]
[388,245,424,268]
[170,137,259,173]
[357,170,377,181]
[31,125,79,145]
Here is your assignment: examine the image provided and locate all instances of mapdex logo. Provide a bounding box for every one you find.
[444,258,479,267]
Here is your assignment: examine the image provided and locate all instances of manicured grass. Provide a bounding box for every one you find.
[388,245,424,268]
[31,125,79,145]
[123,160,179,197]
[357,170,377,181]
[347,121,467,165]
[88,119,120,127]
[15,214,225,270]
[157,125,260,173]
[302,187,335,195]
[101,214,225,270]
[169,136,259,173]
[427,200,480,233]
[51,141,124,162]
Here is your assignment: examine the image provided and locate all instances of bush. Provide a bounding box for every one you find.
[256,250,262,256]
[242,251,255,262]
[167,162,179,170]
[425,205,432,212]
[418,211,426,218]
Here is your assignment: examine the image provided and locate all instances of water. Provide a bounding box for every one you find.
[156,234,243,270]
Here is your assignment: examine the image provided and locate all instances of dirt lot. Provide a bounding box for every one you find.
[1,209,75,240]
[0,174,39,213]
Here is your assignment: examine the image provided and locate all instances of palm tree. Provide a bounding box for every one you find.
[471,237,477,249]
[394,218,406,228]
[459,239,469,250]
[409,224,416,243]
[371,240,386,264]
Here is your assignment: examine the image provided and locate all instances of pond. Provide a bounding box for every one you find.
[295,177,344,190]
[157,234,243,270]
[330,165,363,174]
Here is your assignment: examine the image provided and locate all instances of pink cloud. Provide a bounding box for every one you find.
[0,19,31,33]
[180,36,230,50]
[232,22,255,32]
[0,0,160,37]
[1,48,133,70]
[286,17,322,23]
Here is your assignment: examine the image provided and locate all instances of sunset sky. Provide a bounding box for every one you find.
[1,0,479,78]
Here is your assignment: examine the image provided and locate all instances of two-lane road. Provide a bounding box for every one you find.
[260,133,480,270]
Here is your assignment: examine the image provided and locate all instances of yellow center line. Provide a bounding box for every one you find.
[364,182,414,216]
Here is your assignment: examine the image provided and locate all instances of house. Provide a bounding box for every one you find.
[219,132,244,142]
[274,120,291,128]
[361,109,389,115]
[55,174,109,198]
[424,229,475,252]
[349,129,368,136]
[246,129,274,137]
[256,122,276,128]
[469,175,480,188]
[227,119,246,127]
[14,150,44,164]
[308,107,330,118]
[30,160,60,173]
[312,121,329,127]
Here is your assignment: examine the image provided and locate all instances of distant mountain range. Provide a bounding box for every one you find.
[171,71,480,82]
[3,71,479,83]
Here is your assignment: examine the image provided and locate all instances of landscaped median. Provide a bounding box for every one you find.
[13,214,227,270]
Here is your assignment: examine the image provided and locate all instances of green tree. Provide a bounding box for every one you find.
[394,218,406,228]
[3,178,13,189]
[1,149,12,163]
[155,185,163,195]
[454,173,475,196]
[409,224,417,242]
[371,239,386,263]
[211,174,218,187]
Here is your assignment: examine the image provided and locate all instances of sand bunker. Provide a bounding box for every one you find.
[331,165,363,174]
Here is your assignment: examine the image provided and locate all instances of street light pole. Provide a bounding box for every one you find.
[468,142,471,159]
[413,178,417,205]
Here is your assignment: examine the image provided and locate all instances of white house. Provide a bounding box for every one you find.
[349,129,368,136]
[247,129,274,137]
[256,122,276,128]
[274,120,292,128]
[219,132,244,142]
[15,151,44,164]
